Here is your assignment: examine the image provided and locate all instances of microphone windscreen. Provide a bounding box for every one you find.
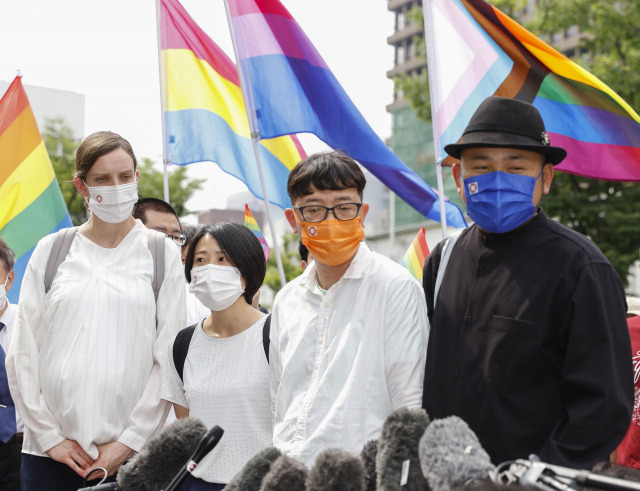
[259,455,309,491]
[419,415,495,491]
[116,417,207,491]
[376,407,430,490]
[360,440,378,491]
[225,447,282,491]
[306,448,366,491]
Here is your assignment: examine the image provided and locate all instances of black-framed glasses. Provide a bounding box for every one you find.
[294,203,362,222]
[166,233,186,246]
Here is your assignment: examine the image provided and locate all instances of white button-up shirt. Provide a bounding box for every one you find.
[0,302,23,433]
[270,243,429,466]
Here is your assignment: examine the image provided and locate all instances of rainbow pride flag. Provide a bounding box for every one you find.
[423,0,640,181]
[0,77,72,302]
[244,203,270,261]
[400,227,430,281]
[226,0,467,228]
[158,0,305,209]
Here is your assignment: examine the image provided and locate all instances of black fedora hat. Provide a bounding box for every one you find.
[444,96,567,165]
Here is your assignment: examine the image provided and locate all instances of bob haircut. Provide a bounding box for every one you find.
[75,131,137,181]
[287,151,366,204]
[184,222,266,305]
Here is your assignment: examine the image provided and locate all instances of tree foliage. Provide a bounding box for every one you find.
[42,118,205,225]
[264,233,303,293]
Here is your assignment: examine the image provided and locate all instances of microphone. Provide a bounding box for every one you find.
[419,415,495,491]
[259,454,308,491]
[225,447,283,491]
[115,416,207,491]
[360,440,378,491]
[164,425,224,491]
[306,447,366,491]
[376,407,431,490]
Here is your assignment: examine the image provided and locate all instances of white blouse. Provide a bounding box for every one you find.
[161,317,272,484]
[6,220,186,458]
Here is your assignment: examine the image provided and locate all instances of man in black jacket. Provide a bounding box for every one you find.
[422,96,633,469]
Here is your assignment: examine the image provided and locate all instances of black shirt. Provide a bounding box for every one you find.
[422,210,633,468]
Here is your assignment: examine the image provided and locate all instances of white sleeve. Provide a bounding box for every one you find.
[117,240,186,452]
[269,301,282,425]
[6,235,66,453]
[160,337,188,408]
[384,274,430,409]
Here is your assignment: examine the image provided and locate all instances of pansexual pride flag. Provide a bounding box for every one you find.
[0,77,72,302]
[244,203,270,261]
[424,0,640,181]
[400,227,430,281]
[158,0,305,209]
[226,0,467,228]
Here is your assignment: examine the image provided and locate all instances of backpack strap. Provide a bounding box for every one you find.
[433,230,462,306]
[173,324,197,383]
[44,227,79,294]
[263,314,271,362]
[147,230,165,302]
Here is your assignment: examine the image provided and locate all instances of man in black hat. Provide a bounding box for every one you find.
[422,96,633,468]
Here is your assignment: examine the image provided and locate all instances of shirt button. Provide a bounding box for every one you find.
[479,264,486,272]
[453,370,460,377]
[465,315,472,323]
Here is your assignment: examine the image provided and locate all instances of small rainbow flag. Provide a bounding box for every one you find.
[0,76,73,302]
[424,0,640,181]
[158,0,305,209]
[244,204,270,262]
[400,227,430,281]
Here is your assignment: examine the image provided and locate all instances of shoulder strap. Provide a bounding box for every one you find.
[44,227,79,294]
[263,314,271,362]
[433,231,462,306]
[173,324,197,383]
[147,230,165,302]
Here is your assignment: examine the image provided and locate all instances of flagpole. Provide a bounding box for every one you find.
[223,0,287,288]
[155,0,171,203]
[422,0,449,239]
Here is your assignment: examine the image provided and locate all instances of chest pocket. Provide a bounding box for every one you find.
[481,315,542,390]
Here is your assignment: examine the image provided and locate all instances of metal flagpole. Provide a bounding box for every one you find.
[423,0,449,239]
[223,0,287,288]
[155,0,171,203]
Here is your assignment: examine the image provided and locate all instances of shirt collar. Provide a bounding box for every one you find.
[0,302,16,333]
[300,242,372,293]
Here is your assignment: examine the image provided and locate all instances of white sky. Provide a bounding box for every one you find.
[1,0,395,215]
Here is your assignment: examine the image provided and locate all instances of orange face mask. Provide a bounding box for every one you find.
[296,216,365,266]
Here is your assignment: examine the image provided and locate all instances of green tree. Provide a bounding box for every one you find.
[42,118,206,224]
[264,233,303,293]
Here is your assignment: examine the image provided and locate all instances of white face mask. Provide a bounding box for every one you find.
[0,275,9,311]
[189,264,245,312]
[84,180,138,224]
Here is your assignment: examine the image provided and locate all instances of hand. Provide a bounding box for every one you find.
[45,439,95,477]
[85,441,135,477]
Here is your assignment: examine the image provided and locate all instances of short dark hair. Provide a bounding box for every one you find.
[287,151,366,204]
[0,237,15,272]
[298,241,308,263]
[182,224,201,247]
[133,198,180,225]
[184,223,266,305]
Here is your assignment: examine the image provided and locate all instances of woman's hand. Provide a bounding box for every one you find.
[85,441,135,477]
[45,439,95,477]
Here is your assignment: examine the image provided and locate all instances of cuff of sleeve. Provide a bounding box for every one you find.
[36,432,66,454]
[117,429,148,454]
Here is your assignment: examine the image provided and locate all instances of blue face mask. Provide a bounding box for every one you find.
[463,169,543,234]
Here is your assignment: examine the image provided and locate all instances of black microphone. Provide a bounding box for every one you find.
[164,425,224,491]
[115,417,207,491]
[376,407,431,490]
[259,454,308,491]
[306,447,366,491]
[225,447,283,491]
[419,415,495,491]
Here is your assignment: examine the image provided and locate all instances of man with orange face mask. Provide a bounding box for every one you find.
[269,151,429,466]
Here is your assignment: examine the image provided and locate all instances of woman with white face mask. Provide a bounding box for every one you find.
[5,131,186,491]
[161,223,270,491]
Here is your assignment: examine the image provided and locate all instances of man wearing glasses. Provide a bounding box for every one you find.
[270,151,429,466]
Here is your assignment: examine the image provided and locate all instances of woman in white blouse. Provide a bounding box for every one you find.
[161,223,271,491]
[6,131,185,491]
